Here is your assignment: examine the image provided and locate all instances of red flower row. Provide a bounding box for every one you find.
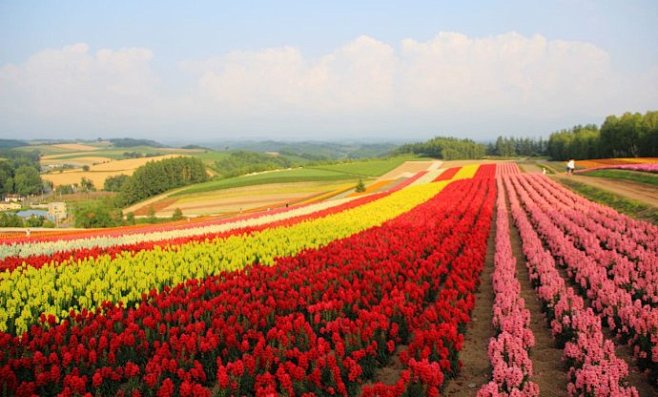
[0,171,495,396]
[432,167,460,182]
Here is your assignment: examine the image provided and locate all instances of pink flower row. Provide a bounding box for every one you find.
[511,174,658,378]
[576,163,658,174]
[528,175,658,306]
[477,177,538,397]
[504,175,639,397]
[535,175,657,252]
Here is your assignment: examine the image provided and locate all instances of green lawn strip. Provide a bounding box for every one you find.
[306,155,424,178]
[171,168,358,196]
[582,169,658,187]
[557,177,658,225]
[15,145,72,155]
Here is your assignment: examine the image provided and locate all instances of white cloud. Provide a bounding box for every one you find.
[0,43,161,134]
[1,33,656,139]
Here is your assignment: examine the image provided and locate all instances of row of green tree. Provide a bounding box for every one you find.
[0,149,43,196]
[214,151,294,178]
[486,136,548,157]
[395,137,486,160]
[0,212,55,228]
[547,111,658,160]
[117,156,208,206]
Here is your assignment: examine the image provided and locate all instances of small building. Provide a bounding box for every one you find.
[3,194,24,203]
[48,202,67,221]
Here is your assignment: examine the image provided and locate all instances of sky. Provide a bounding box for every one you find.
[0,0,657,142]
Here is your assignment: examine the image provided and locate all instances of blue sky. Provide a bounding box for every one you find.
[1,1,657,141]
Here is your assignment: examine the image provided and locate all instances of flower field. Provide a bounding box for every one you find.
[2,161,657,396]
[574,158,658,170]
[576,163,658,174]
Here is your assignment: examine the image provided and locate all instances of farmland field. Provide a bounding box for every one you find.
[307,155,424,178]
[171,168,360,197]
[151,181,357,217]
[129,159,442,217]
[1,161,657,396]
[42,154,185,187]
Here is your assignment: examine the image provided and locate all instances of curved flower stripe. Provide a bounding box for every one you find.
[504,174,639,396]
[575,162,658,174]
[478,176,538,397]
[0,174,494,397]
[1,169,435,265]
[0,175,459,334]
[0,196,363,260]
[1,191,390,273]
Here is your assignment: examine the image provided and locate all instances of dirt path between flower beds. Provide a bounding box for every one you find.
[509,215,568,397]
[555,174,658,207]
[442,206,497,396]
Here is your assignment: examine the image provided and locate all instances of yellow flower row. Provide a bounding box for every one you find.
[452,164,480,180]
[0,170,477,334]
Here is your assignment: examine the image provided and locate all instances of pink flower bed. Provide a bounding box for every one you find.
[510,174,658,383]
[503,174,639,396]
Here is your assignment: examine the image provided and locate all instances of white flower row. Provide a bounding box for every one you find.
[0,197,356,260]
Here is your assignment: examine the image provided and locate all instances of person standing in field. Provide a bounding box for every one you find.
[566,159,575,175]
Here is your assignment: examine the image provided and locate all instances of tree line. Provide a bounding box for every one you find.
[117,156,208,206]
[547,111,658,160]
[214,151,294,178]
[396,137,486,160]
[486,136,548,157]
[0,149,43,197]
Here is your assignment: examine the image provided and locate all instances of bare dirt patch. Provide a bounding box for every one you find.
[52,143,99,151]
[90,154,183,172]
[41,156,113,166]
[43,170,131,188]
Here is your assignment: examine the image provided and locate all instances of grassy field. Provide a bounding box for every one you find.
[307,155,420,177]
[172,168,359,197]
[582,169,658,187]
[557,178,658,224]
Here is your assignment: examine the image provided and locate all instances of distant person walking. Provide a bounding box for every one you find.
[566,159,575,175]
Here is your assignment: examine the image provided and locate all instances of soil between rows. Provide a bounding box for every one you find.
[508,210,568,397]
